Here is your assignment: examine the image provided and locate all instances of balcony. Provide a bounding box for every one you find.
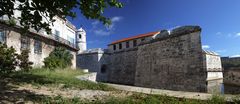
[0,16,78,50]
[30,29,77,49]
[52,34,76,49]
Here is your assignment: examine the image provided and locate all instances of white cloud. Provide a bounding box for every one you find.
[202,45,210,49]
[216,32,222,35]
[107,16,123,31]
[236,32,240,37]
[91,21,100,28]
[111,16,122,22]
[230,54,240,58]
[91,16,123,36]
[93,29,111,36]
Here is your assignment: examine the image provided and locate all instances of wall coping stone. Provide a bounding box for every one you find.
[110,25,201,54]
[141,25,201,46]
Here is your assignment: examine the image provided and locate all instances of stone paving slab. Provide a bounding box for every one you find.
[106,83,235,101]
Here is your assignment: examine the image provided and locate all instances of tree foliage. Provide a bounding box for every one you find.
[44,47,73,69]
[0,0,123,33]
[0,43,18,74]
[17,49,33,71]
[0,43,33,75]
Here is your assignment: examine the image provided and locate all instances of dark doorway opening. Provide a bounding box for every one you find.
[101,64,107,73]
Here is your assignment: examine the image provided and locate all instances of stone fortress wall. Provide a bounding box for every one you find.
[223,68,240,94]
[221,57,240,94]
[76,48,109,82]
[107,26,207,92]
[77,26,223,93]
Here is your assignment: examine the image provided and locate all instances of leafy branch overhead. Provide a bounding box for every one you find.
[0,0,123,33]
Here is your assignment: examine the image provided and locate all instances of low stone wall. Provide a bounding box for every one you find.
[224,84,240,94]
[76,72,97,82]
[77,52,103,72]
[76,49,109,82]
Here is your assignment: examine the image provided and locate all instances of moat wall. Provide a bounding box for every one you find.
[223,67,240,94]
[107,48,138,85]
[106,26,207,92]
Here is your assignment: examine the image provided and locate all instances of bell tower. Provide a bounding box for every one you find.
[76,27,87,53]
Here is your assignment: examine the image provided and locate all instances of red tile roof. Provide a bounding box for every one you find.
[109,31,160,45]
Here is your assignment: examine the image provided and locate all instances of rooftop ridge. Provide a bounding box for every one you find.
[108,31,160,45]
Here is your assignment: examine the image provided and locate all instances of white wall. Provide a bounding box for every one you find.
[207,72,223,80]
[50,17,76,43]
[203,54,223,81]
[205,54,222,70]
[10,2,76,44]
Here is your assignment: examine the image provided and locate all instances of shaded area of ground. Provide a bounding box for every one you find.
[0,79,49,103]
[1,69,240,104]
[0,69,130,103]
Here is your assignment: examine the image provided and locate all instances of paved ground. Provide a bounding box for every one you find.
[106,83,235,101]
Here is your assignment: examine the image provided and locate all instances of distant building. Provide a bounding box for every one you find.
[202,50,223,93]
[108,31,160,52]
[0,3,87,68]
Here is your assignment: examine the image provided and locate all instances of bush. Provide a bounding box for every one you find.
[0,43,18,74]
[0,43,33,75]
[17,49,33,71]
[44,47,73,69]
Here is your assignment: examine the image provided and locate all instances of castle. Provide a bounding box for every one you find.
[77,26,223,93]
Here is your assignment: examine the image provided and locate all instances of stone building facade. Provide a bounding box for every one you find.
[0,8,85,68]
[0,22,78,68]
[76,26,223,92]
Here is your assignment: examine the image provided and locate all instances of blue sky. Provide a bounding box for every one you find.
[68,0,240,57]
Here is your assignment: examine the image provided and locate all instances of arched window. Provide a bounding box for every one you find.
[101,64,107,73]
[79,34,82,39]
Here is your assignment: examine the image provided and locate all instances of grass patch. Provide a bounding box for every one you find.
[7,68,115,91]
[38,93,240,104]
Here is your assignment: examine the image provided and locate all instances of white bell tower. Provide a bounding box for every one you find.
[76,27,87,53]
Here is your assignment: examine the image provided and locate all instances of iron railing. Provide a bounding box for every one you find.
[0,17,77,49]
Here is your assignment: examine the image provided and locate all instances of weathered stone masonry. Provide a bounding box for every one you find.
[107,48,138,85]
[77,26,223,92]
[106,26,207,92]
[222,57,240,94]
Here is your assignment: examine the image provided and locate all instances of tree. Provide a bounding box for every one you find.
[17,49,33,71]
[0,0,123,33]
[0,43,18,74]
[44,47,73,69]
